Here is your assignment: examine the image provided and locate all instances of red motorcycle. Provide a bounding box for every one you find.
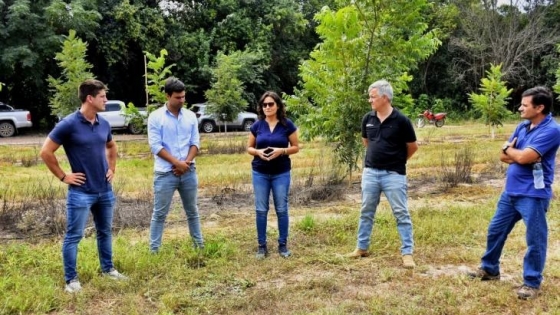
[416,109,447,128]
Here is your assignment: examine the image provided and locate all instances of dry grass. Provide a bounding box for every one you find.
[3,197,560,314]
[1,122,560,314]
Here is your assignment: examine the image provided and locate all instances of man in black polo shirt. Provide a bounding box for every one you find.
[346,80,419,268]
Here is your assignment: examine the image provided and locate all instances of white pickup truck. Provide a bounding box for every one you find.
[99,100,147,134]
[0,102,33,137]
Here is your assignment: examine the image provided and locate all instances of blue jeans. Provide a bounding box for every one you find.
[481,192,549,288]
[63,189,116,282]
[252,170,291,246]
[356,168,414,255]
[149,168,204,251]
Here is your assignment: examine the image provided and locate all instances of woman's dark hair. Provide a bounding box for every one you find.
[257,91,287,125]
[522,86,553,115]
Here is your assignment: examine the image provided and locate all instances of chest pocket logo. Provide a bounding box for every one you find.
[366,125,381,139]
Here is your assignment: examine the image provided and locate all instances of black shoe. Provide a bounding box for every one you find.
[278,244,291,258]
[256,245,268,259]
[467,267,500,281]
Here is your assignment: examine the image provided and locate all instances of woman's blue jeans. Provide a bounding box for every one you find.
[63,189,116,282]
[356,168,414,255]
[149,168,204,251]
[481,192,549,288]
[252,170,291,246]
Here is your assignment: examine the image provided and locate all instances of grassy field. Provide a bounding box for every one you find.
[1,122,560,314]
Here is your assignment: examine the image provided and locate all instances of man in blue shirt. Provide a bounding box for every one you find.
[148,77,204,252]
[40,79,127,293]
[469,86,560,300]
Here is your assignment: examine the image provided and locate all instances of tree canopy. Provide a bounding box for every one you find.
[0,0,559,131]
[0,0,323,128]
[287,0,441,172]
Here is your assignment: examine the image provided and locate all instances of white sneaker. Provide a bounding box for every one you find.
[64,279,82,293]
[103,268,128,280]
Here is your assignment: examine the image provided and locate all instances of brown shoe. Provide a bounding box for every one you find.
[402,254,416,268]
[517,285,539,300]
[346,248,369,258]
[467,267,500,281]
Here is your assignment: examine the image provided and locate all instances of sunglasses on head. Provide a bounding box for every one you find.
[262,102,276,108]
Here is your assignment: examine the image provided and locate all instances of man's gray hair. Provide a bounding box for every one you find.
[368,80,393,102]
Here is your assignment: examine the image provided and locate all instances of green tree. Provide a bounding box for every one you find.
[97,0,165,67]
[249,0,313,97]
[205,51,250,132]
[160,0,324,103]
[220,49,268,108]
[553,44,560,99]
[468,64,513,139]
[409,1,462,109]
[44,0,101,38]
[450,0,560,92]
[47,30,95,118]
[287,0,440,174]
[0,0,101,127]
[145,49,175,109]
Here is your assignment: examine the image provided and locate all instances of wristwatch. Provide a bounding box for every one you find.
[502,143,510,154]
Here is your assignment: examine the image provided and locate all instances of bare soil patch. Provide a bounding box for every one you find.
[0,169,506,241]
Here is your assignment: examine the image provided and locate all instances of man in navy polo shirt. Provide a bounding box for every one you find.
[40,79,127,293]
[346,80,419,269]
[469,86,560,300]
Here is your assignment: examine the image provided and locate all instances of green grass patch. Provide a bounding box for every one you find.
[2,202,560,314]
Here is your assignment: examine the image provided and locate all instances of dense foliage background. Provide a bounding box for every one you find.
[0,0,559,131]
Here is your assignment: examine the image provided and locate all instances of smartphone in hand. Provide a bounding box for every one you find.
[263,148,273,156]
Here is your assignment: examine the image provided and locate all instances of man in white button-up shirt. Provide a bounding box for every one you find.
[147,77,204,252]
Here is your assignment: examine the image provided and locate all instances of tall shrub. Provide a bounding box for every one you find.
[145,49,175,110]
[468,63,512,139]
[205,51,261,132]
[47,30,95,118]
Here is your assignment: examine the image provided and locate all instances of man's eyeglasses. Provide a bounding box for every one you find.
[262,102,276,108]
